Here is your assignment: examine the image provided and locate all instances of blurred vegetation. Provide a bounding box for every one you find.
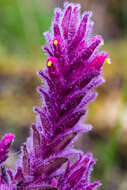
[109,0,127,35]
[0,0,127,190]
[0,0,52,57]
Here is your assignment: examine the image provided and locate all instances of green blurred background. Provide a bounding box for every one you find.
[0,0,127,189]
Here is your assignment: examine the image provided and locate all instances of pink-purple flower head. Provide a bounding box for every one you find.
[0,2,111,189]
[43,3,111,92]
[0,133,15,165]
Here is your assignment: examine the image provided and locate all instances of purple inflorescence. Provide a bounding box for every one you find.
[0,2,111,189]
[0,134,15,165]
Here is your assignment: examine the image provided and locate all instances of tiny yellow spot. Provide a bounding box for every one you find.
[48,60,52,67]
[101,41,104,46]
[105,58,111,64]
[53,40,58,46]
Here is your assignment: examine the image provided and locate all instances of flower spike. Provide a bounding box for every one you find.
[0,2,111,189]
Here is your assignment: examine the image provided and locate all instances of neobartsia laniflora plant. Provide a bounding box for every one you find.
[0,2,111,190]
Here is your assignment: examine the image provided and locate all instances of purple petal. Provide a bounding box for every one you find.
[44,132,77,158]
[22,144,31,175]
[69,12,92,51]
[54,109,87,135]
[35,157,67,177]
[61,5,72,40]
[68,5,80,42]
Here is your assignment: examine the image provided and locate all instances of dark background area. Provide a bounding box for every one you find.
[0,0,127,189]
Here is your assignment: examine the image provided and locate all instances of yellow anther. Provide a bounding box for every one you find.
[48,60,52,67]
[105,58,111,64]
[53,40,58,46]
[101,41,104,46]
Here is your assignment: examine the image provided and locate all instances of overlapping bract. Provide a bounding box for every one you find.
[57,153,101,190]
[0,2,109,189]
